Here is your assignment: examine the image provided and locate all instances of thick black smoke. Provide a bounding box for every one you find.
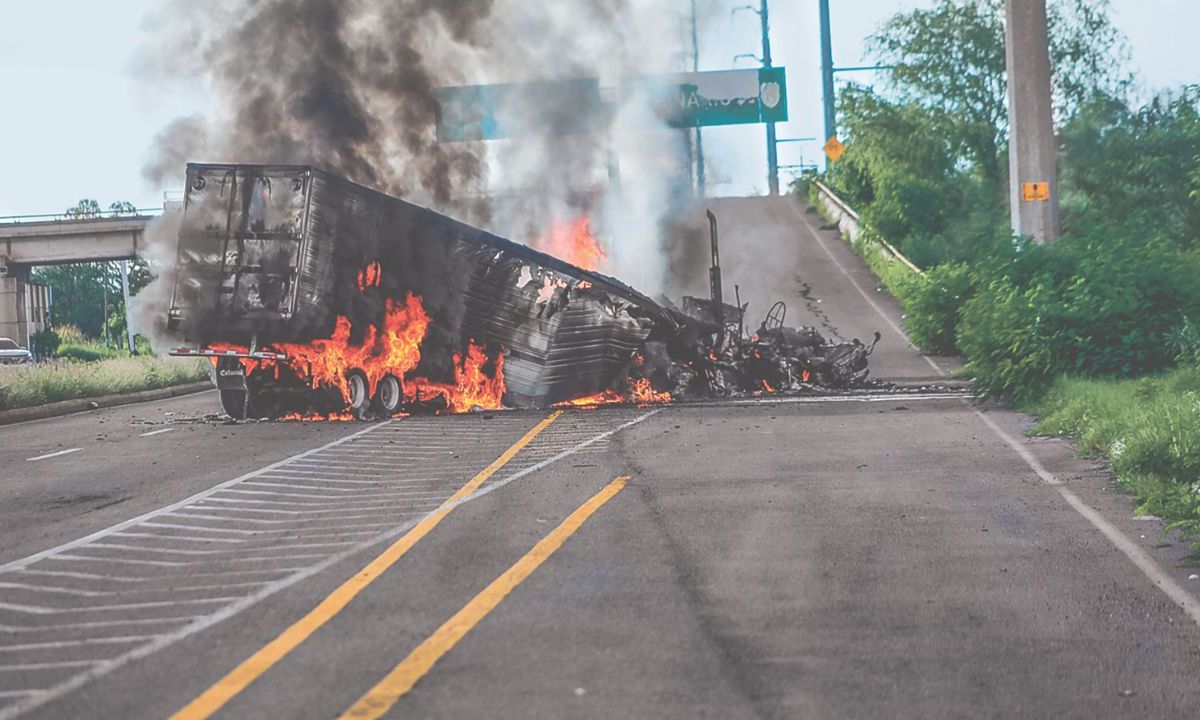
[135,0,698,358]
[140,0,494,211]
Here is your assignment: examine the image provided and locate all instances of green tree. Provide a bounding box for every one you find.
[65,198,102,218]
[32,263,117,339]
[33,199,146,343]
[1059,88,1200,249]
[867,0,1132,189]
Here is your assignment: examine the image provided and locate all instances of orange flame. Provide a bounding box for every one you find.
[214,292,505,417]
[357,261,381,291]
[276,293,429,403]
[556,390,626,407]
[408,344,506,414]
[630,377,671,404]
[535,216,607,271]
[555,377,671,408]
[282,412,357,422]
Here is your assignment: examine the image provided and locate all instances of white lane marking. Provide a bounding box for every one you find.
[253,476,447,488]
[16,570,143,583]
[163,512,335,526]
[0,409,661,720]
[205,493,445,507]
[24,449,81,463]
[219,488,439,501]
[88,540,356,556]
[0,421,391,575]
[1,617,202,633]
[975,410,1200,628]
[241,480,370,491]
[0,661,100,672]
[255,471,394,481]
[50,554,187,568]
[0,582,108,597]
[185,503,436,517]
[724,392,966,406]
[138,428,174,438]
[0,636,158,652]
[165,511,401,528]
[803,203,1200,633]
[112,531,246,544]
[0,693,37,701]
[136,522,261,536]
[0,597,237,615]
[157,581,273,594]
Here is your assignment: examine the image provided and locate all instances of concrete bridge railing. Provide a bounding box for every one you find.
[811,180,924,277]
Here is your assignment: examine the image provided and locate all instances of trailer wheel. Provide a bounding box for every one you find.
[374,374,403,417]
[347,371,370,420]
[220,390,250,420]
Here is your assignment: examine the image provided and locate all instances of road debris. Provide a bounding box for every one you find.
[164,164,881,419]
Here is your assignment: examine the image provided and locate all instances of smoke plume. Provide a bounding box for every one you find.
[135,0,703,350]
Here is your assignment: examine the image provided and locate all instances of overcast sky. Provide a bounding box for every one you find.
[0,0,1196,216]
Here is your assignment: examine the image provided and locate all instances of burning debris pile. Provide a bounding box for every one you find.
[167,164,878,420]
[585,301,881,408]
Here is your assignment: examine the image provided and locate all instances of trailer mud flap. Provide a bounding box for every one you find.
[214,359,248,392]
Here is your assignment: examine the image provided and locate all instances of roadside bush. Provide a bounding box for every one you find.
[31,328,60,358]
[959,230,1200,401]
[54,324,88,345]
[1167,316,1200,366]
[57,343,125,362]
[901,263,974,355]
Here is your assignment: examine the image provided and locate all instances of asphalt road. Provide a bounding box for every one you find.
[4,197,1200,719]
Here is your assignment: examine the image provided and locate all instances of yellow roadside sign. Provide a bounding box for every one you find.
[823,136,847,162]
[1021,182,1050,201]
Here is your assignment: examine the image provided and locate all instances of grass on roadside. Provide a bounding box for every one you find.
[1029,367,1200,548]
[0,356,210,412]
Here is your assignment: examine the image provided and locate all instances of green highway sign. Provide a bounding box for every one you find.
[436,67,788,142]
[623,67,788,129]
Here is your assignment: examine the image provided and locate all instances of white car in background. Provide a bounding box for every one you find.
[0,337,33,365]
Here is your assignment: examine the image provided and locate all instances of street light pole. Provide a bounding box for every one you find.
[1004,0,1059,243]
[819,0,836,147]
[690,0,707,197]
[760,0,779,196]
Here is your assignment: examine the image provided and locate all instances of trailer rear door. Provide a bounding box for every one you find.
[171,166,310,328]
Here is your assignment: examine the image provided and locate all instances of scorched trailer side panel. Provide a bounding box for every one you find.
[168,163,677,409]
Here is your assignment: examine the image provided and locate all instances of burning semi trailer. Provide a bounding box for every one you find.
[166,163,878,419]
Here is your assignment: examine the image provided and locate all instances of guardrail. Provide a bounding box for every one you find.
[0,209,163,225]
[812,180,925,277]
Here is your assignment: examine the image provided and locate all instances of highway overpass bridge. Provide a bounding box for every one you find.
[0,211,159,350]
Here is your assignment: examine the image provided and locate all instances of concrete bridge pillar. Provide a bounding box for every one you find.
[0,263,50,352]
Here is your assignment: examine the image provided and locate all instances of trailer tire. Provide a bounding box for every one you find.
[220,390,250,420]
[374,374,403,417]
[347,370,370,420]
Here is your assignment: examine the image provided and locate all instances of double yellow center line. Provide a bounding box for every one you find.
[339,475,628,719]
[171,411,563,720]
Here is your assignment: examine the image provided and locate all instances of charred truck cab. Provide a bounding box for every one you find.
[168,163,678,419]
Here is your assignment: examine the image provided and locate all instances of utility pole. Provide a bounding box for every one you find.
[690,0,707,197]
[1004,0,1059,243]
[119,260,136,354]
[737,2,779,194]
[818,0,836,147]
[759,0,779,196]
[101,262,109,347]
